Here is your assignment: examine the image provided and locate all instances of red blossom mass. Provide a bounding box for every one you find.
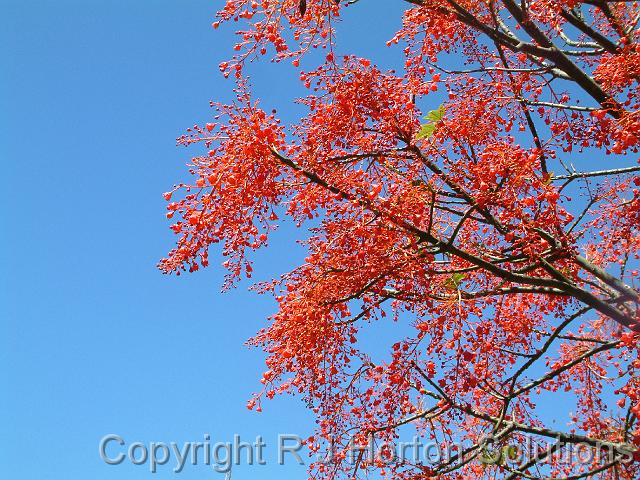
[161,1,640,479]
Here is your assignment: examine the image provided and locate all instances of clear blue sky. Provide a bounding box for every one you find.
[0,1,408,479]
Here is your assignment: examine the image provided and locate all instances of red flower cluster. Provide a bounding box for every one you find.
[162,1,640,479]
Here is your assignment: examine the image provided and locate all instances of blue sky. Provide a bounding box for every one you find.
[3,0,624,478]
[0,1,409,478]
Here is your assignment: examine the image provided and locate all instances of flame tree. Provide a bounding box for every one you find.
[161,1,640,478]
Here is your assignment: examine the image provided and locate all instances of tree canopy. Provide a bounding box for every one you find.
[161,1,640,478]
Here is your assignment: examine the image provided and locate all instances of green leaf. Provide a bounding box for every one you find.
[479,449,502,465]
[444,273,466,290]
[416,123,436,140]
[426,105,445,122]
[416,105,445,140]
[503,445,518,461]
